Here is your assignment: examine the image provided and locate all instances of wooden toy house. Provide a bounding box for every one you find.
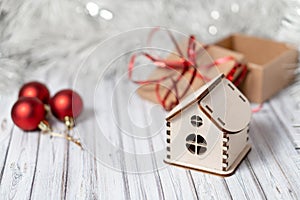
[165,74,251,176]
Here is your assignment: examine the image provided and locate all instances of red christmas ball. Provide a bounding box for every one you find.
[11,97,46,131]
[50,89,83,121]
[18,81,50,104]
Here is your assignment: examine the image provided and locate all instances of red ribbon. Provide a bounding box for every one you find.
[128,30,248,111]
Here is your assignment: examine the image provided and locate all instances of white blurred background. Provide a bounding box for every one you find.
[0,0,299,93]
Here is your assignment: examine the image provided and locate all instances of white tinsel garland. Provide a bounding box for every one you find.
[0,0,296,93]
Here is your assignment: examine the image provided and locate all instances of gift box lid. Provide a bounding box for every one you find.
[166,74,251,133]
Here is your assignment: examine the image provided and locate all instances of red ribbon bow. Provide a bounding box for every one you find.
[128,29,248,111]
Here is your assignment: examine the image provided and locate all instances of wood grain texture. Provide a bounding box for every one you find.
[0,68,300,200]
[269,89,300,148]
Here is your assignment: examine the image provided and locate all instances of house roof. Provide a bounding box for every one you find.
[166,74,251,133]
[166,75,222,120]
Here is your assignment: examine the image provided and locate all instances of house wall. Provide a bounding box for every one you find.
[226,126,250,169]
[166,102,224,171]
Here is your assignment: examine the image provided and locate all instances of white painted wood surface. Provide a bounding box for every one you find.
[0,67,300,200]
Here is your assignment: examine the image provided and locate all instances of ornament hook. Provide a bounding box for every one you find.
[38,121,82,149]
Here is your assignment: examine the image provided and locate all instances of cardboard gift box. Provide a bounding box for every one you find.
[215,34,298,103]
[137,41,245,110]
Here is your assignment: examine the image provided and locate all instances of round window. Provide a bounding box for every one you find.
[190,115,203,127]
[186,133,207,155]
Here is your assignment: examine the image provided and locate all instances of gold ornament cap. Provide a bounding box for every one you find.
[64,116,75,130]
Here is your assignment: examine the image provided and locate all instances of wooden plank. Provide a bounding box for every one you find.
[291,152,300,171]
[0,127,40,199]
[65,145,101,199]
[269,91,300,147]
[29,131,70,200]
[247,103,300,199]
[112,77,164,199]
[65,76,128,199]
[189,172,232,199]
[224,160,267,199]
[0,95,15,186]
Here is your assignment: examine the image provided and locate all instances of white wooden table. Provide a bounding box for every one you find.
[0,65,300,200]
